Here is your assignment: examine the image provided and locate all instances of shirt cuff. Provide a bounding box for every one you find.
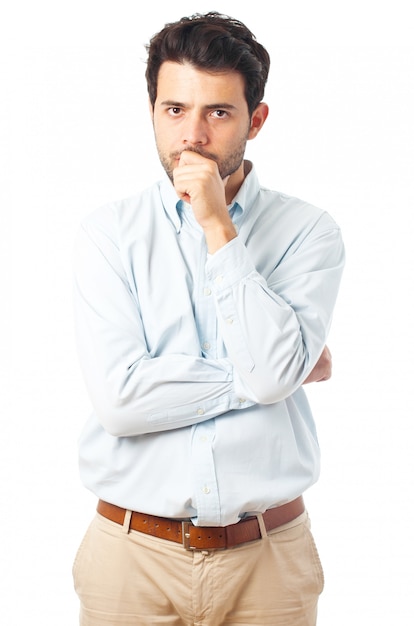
[205,237,257,292]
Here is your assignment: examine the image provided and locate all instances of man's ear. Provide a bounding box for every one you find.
[248,102,269,140]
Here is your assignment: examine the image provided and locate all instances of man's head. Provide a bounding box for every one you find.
[145,12,270,117]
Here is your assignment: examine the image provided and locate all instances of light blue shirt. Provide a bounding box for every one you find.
[74,162,345,526]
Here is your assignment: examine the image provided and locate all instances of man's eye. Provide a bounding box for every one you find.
[168,107,182,115]
[213,110,228,118]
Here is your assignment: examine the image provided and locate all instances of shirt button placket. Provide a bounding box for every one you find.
[191,421,220,525]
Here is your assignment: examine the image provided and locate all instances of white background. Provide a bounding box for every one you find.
[2,1,413,624]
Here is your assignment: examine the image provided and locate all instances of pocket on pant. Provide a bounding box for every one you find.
[72,519,94,586]
[303,523,325,595]
[268,514,325,598]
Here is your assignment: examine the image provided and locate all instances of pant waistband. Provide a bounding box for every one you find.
[97,496,305,550]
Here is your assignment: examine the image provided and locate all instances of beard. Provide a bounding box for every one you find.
[156,134,249,184]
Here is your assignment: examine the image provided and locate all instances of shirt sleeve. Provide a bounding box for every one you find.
[206,212,345,404]
[73,217,253,438]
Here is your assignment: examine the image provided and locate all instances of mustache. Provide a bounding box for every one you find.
[171,147,219,161]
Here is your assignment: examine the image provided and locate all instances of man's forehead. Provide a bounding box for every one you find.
[156,61,246,100]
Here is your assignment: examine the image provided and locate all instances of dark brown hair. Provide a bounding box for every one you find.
[145,12,270,115]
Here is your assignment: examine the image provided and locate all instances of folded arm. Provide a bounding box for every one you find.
[74,203,344,437]
[206,225,344,404]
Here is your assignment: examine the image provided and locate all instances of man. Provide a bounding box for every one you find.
[72,12,344,625]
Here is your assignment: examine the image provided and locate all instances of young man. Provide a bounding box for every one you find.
[72,12,344,625]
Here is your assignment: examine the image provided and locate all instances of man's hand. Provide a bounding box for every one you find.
[303,346,332,384]
[173,151,237,253]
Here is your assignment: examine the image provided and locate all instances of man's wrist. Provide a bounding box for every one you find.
[204,223,237,254]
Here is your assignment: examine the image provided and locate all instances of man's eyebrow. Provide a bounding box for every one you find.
[160,100,237,110]
[160,100,186,108]
[205,103,237,111]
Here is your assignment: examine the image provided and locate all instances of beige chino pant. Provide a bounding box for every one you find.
[73,510,324,625]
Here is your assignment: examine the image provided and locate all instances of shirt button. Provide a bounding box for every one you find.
[202,486,211,494]
[239,398,246,404]
[202,341,211,350]
[226,318,234,325]
[214,275,223,284]
[197,408,205,416]
[203,287,212,296]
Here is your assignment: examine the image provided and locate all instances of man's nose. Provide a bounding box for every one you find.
[182,113,208,146]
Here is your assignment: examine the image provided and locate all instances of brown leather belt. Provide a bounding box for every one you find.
[97,496,304,551]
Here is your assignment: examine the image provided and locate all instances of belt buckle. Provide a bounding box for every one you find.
[182,521,194,550]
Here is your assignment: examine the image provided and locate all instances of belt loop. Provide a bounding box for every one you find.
[122,510,132,534]
[256,513,268,539]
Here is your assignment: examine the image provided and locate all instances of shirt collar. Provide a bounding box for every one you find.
[159,160,260,233]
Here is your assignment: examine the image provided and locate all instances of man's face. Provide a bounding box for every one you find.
[151,61,255,183]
